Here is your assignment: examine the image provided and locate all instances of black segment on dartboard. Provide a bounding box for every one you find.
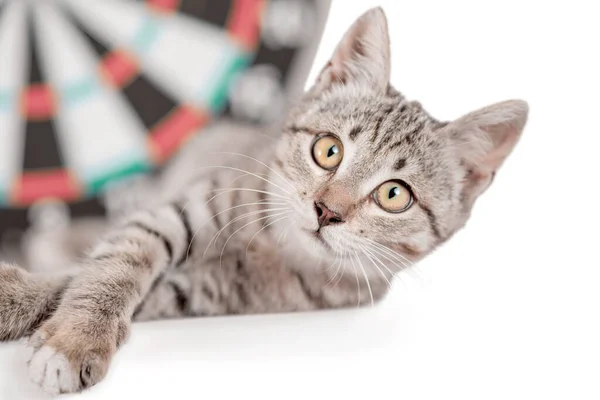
[26,10,43,84]
[69,198,106,219]
[65,6,177,130]
[121,75,178,129]
[66,10,110,57]
[179,0,231,26]
[135,0,232,27]
[22,9,63,171]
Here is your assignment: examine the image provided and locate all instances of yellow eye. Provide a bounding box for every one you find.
[374,181,413,213]
[312,135,344,170]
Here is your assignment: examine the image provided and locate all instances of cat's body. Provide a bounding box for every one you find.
[0,8,528,396]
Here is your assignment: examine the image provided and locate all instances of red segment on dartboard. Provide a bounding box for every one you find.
[13,171,80,206]
[147,0,180,13]
[228,0,264,50]
[22,84,56,120]
[149,106,208,163]
[101,50,139,88]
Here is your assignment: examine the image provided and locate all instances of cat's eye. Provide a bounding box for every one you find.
[373,180,413,213]
[312,135,344,170]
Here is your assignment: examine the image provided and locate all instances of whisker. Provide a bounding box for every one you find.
[354,250,374,307]
[276,219,296,247]
[348,252,362,308]
[177,186,291,222]
[210,152,298,193]
[200,200,287,230]
[219,211,293,268]
[366,239,413,267]
[205,187,291,206]
[326,251,344,287]
[229,171,271,186]
[363,243,408,274]
[363,238,413,267]
[245,214,289,259]
[358,244,393,288]
[190,165,292,195]
[202,207,291,259]
[332,253,347,287]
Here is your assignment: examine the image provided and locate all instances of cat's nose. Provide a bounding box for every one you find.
[314,202,344,227]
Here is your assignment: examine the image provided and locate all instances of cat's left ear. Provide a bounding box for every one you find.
[311,7,391,95]
[442,100,529,204]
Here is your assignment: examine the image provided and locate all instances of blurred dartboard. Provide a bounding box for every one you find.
[0,0,329,244]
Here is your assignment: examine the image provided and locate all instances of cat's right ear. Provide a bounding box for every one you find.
[309,7,391,96]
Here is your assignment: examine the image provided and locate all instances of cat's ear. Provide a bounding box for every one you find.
[443,100,529,203]
[311,7,391,95]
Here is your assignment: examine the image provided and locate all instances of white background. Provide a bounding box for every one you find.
[1,0,599,399]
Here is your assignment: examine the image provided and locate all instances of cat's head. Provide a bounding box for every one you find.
[268,8,528,276]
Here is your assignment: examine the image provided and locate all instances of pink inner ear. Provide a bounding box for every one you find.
[480,122,522,173]
[309,7,391,95]
[449,100,528,176]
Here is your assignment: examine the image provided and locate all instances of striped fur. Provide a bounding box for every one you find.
[0,8,527,395]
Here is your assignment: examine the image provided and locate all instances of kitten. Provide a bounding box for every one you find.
[0,8,528,395]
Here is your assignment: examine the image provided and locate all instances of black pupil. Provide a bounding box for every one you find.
[388,187,400,199]
[327,145,338,158]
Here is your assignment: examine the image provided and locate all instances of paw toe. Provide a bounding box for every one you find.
[27,344,81,395]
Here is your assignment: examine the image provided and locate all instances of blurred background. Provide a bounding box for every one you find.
[0,0,330,266]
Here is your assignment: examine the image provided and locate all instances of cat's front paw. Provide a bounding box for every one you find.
[25,315,128,395]
[0,263,34,341]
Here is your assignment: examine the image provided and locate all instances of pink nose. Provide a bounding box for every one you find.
[314,202,343,228]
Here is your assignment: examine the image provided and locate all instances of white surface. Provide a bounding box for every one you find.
[1,0,599,399]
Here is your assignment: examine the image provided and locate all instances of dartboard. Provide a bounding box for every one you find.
[0,0,327,243]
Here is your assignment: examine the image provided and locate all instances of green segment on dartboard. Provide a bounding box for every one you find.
[61,78,99,106]
[132,17,161,53]
[86,161,152,196]
[208,54,252,113]
[0,91,11,111]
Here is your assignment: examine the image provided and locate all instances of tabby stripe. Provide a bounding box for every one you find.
[348,126,362,141]
[234,282,250,309]
[201,283,217,302]
[130,222,174,263]
[132,269,165,320]
[295,271,326,309]
[229,189,242,236]
[233,259,250,308]
[172,203,193,266]
[393,158,406,170]
[168,281,189,313]
[206,179,222,231]
[418,204,442,240]
[26,276,72,337]
[370,107,393,144]
[287,125,322,136]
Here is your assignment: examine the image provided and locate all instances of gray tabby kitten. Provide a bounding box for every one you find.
[0,8,528,396]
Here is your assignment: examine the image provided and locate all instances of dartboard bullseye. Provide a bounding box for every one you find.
[0,0,327,243]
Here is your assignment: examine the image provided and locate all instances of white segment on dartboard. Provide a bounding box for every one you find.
[0,0,28,199]
[60,0,242,109]
[33,2,150,187]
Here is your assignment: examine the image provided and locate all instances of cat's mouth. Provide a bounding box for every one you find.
[306,229,332,249]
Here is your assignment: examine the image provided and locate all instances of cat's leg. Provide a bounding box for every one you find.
[24,201,199,395]
[0,264,73,341]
